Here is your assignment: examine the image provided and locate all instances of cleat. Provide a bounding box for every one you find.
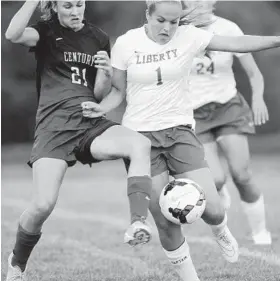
[218,186,231,210]
[124,219,152,247]
[214,226,239,263]
[252,230,272,245]
[6,253,25,281]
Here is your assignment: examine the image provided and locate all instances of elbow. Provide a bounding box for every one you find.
[5,30,13,41]
[5,30,18,43]
[249,70,264,85]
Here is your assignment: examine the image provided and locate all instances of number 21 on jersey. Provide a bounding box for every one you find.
[71,66,88,87]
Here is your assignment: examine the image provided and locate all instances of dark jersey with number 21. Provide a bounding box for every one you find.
[31,17,110,134]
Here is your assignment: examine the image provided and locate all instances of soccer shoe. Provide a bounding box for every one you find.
[214,226,239,263]
[218,186,231,210]
[6,253,25,281]
[252,230,272,245]
[124,219,152,247]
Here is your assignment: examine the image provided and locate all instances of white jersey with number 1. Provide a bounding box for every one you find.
[111,25,213,132]
[188,16,246,110]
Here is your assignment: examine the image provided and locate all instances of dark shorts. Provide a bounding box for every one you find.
[28,117,118,167]
[194,93,255,144]
[140,125,208,177]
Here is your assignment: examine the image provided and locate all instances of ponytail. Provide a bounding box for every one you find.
[40,0,56,21]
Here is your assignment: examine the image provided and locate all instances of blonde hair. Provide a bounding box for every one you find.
[146,0,182,15]
[180,0,217,27]
[145,0,215,27]
[40,0,57,21]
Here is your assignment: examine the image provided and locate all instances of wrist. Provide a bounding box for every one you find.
[98,101,109,113]
[252,94,264,102]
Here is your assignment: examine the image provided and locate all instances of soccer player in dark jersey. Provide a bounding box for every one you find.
[5,1,152,280]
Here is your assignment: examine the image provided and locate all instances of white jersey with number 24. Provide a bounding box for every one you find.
[188,16,246,110]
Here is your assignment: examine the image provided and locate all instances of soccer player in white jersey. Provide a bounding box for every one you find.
[184,0,271,245]
[83,1,280,280]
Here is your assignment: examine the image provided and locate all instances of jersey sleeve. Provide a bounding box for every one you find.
[187,25,214,55]
[111,36,128,71]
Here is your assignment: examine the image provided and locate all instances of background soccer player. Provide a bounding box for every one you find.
[183,0,271,245]
[83,0,280,280]
[4,1,154,280]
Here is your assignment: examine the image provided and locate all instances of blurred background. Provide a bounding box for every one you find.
[1,1,280,144]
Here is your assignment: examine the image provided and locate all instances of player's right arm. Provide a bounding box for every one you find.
[97,35,128,112]
[5,0,40,47]
[82,69,126,118]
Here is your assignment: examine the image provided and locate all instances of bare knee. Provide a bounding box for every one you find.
[150,205,181,239]
[231,166,252,187]
[30,199,57,220]
[202,200,225,225]
[214,174,227,191]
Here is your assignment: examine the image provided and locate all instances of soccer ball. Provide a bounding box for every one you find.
[159,178,206,225]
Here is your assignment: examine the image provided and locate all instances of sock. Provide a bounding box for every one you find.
[11,224,42,272]
[163,238,200,281]
[210,213,227,236]
[127,176,152,223]
[241,194,267,235]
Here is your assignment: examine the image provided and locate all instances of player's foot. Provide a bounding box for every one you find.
[252,230,272,245]
[6,253,25,281]
[214,226,239,263]
[124,219,152,247]
[218,186,231,210]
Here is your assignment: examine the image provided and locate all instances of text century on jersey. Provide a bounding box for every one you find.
[64,52,95,66]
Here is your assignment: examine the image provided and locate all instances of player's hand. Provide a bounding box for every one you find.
[81,101,106,118]
[252,96,269,126]
[94,51,113,78]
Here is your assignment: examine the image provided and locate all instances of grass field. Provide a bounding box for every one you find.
[1,137,280,281]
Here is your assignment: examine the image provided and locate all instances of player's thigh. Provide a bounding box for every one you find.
[32,158,68,205]
[218,134,251,176]
[203,141,226,186]
[90,125,151,160]
[167,126,208,175]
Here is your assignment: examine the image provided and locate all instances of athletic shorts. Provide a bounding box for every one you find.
[28,117,118,167]
[140,125,208,177]
[194,93,255,144]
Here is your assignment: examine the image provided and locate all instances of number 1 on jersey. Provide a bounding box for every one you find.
[156,67,163,86]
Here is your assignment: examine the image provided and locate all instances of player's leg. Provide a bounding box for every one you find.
[194,104,231,209]
[167,126,238,263]
[79,123,152,246]
[218,133,271,244]
[202,139,231,210]
[174,168,238,263]
[150,171,200,281]
[7,158,67,281]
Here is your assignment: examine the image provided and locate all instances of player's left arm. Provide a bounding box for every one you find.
[207,35,280,53]
[93,51,113,102]
[238,54,269,125]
